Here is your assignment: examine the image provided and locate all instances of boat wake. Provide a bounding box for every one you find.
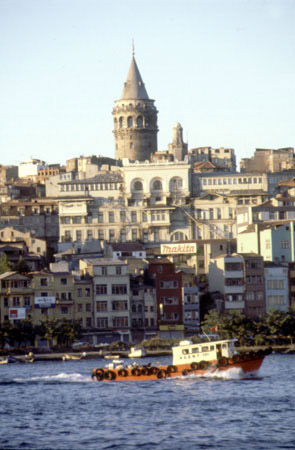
[178,367,262,381]
[10,372,93,384]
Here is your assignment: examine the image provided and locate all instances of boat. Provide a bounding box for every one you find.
[91,338,267,382]
[62,353,84,361]
[104,354,120,360]
[0,358,8,364]
[128,347,147,358]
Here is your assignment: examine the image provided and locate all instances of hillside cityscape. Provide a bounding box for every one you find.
[1,53,295,348]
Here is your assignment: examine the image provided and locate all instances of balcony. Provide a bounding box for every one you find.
[224,300,245,310]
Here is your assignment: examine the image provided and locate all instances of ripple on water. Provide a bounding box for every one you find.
[0,354,295,450]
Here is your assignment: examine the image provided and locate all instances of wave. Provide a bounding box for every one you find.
[9,372,93,384]
[175,366,262,381]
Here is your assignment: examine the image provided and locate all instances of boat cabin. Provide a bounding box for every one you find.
[172,339,237,366]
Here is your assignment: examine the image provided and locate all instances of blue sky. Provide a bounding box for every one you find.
[1,0,295,168]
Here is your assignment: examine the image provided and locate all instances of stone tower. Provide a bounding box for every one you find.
[168,122,188,161]
[113,53,158,161]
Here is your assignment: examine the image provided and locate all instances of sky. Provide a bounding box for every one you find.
[1,0,295,169]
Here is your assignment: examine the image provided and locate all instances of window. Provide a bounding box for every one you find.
[98,230,104,240]
[96,301,107,312]
[13,297,20,306]
[60,278,67,285]
[40,278,48,287]
[153,180,162,191]
[97,317,108,328]
[163,312,179,321]
[85,288,90,297]
[112,316,129,327]
[112,301,128,311]
[109,212,114,223]
[101,266,107,275]
[160,280,179,289]
[112,284,127,295]
[132,229,137,241]
[161,296,179,305]
[131,211,137,222]
[95,284,107,295]
[127,116,133,127]
[76,230,82,241]
[61,307,68,314]
[87,230,93,240]
[116,266,122,275]
[134,181,143,191]
[109,229,115,241]
[120,211,126,223]
[98,212,104,223]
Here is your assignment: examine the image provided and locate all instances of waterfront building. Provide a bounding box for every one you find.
[264,262,289,313]
[0,271,33,324]
[79,258,131,343]
[208,253,265,318]
[148,258,184,338]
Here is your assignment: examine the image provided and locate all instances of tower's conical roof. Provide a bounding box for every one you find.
[120,55,149,100]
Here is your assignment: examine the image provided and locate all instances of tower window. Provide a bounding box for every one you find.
[127,116,133,128]
[137,116,143,128]
[119,117,123,128]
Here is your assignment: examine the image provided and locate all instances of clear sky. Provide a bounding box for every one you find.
[1,0,295,168]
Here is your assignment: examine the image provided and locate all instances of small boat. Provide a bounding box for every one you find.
[128,347,147,358]
[91,339,267,382]
[104,354,120,360]
[0,358,8,364]
[62,353,84,361]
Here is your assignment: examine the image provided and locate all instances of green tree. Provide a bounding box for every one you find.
[0,253,11,274]
[13,256,30,274]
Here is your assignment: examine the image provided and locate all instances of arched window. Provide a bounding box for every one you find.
[134,181,143,191]
[171,231,188,241]
[127,116,133,128]
[119,117,123,128]
[153,180,162,191]
[137,116,143,128]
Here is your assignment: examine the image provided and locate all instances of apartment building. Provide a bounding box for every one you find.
[79,258,131,343]
[208,253,265,318]
[264,262,289,313]
[238,222,295,263]
[148,258,183,338]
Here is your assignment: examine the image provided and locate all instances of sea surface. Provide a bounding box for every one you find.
[0,353,294,450]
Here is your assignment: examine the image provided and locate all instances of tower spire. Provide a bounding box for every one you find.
[132,39,135,57]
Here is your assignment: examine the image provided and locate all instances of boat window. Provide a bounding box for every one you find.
[182,349,189,355]
[192,347,199,353]
[202,346,209,352]
[210,345,215,351]
[222,344,227,349]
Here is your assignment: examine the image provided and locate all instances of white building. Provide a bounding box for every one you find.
[19,159,46,178]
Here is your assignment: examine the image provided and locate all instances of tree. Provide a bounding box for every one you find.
[0,253,11,274]
[13,256,30,274]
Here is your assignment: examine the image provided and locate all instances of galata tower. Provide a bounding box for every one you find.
[113,51,158,161]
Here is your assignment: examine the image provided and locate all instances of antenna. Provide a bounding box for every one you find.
[132,39,135,56]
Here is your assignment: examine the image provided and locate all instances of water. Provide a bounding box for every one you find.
[0,353,294,450]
